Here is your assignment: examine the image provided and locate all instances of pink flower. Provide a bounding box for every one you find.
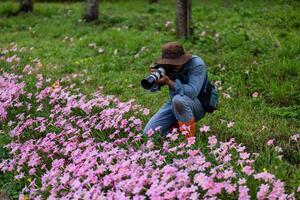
[187,137,196,145]
[187,149,199,157]
[15,172,24,180]
[223,182,236,194]
[208,135,218,147]
[162,165,177,175]
[163,191,176,199]
[238,178,247,185]
[194,173,211,190]
[154,126,161,132]
[169,133,179,141]
[223,168,236,179]
[268,180,286,199]
[242,166,254,175]
[60,173,70,184]
[199,124,210,133]
[266,139,274,146]
[252,92,259,98]
[120,119,128,128]
[238,185,250,200]
[146,140,154,149]
[257,184,270,200]
[29,168,36,175]
[133,118,142,125]
[0,66,296,200]
[142,108,150,115]
[254,172,275,182]
[240,152,250,160]
[163,142,169,152]
[146,129,155,137]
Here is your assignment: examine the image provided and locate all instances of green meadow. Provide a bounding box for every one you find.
[0,0,299,198]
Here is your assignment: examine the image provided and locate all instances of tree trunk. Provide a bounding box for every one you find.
[176,0,192,39]
[224,0,232,7]
[83,0,99,22]
[19,0,33,13]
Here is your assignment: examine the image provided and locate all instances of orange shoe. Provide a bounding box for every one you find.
[178,117,195,138]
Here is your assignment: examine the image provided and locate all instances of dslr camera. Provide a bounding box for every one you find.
[141,64,175,90]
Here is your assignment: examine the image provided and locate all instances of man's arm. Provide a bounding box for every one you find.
[156,75,174,89]
[170,64,207,99]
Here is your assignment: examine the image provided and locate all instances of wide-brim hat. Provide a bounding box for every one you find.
[155,42,192,65]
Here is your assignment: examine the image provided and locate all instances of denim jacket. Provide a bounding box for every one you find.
[150,55,208,100]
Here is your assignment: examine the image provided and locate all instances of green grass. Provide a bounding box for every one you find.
[0,0,299,197]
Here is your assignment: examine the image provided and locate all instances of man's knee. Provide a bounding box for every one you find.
[172,95,186,115]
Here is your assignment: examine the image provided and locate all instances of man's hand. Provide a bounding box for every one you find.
[157,74,174,89]
[149,66,174,89]
[157,74,170,85]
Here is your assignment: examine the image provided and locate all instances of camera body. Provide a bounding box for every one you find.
[141,64,166,90]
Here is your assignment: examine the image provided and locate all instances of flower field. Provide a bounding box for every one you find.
[0,43,299,199]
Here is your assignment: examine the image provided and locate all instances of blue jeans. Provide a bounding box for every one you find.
[143,94,206,136]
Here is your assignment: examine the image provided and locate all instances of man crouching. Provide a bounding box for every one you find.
[142,42,218,138]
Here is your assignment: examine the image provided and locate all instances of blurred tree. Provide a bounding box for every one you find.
[224,0,232,7]
[19,0,33,12]
[83,0,99,22]
[149,0,159,2]
[176,0,192,39]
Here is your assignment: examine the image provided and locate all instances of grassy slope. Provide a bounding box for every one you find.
[0,0,299,196]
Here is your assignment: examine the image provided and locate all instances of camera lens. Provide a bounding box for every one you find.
[141,67,165,90]
[141,75,156,89]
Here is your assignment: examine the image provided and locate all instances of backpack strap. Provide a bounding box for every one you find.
[199,73,208,94]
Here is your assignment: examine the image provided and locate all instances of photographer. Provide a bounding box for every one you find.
[142,42,218,138]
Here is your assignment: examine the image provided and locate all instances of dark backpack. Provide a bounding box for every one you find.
[197,75,218,113]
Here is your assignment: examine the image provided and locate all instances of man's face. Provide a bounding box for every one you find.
[172,65,183,73]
